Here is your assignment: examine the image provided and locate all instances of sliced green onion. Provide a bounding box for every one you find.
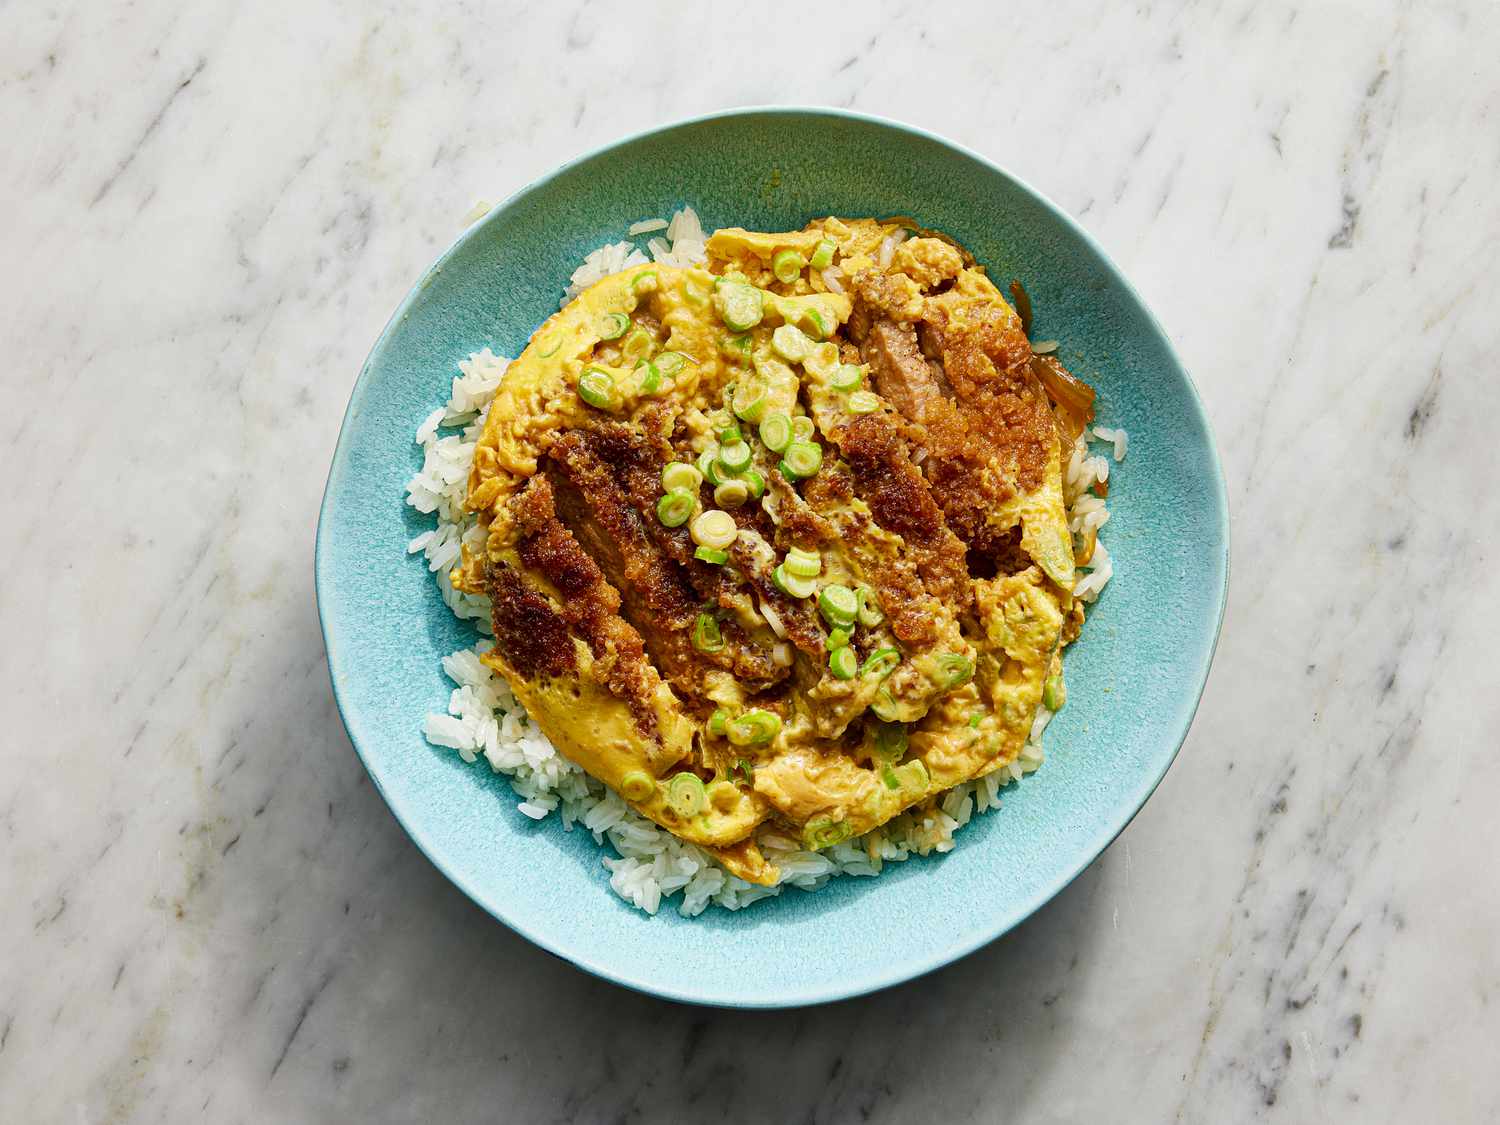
[734,758,754,782]
[538,337,562,358]
[882,764,901,790]
[631,270,658,293]
[577,367,618,411]
[732,377,769,423]
[861,647,900,679]
[758,413,792,453]
[809,238,836,270]
[709,709,729,736]
[831,364,864,392]
[791,415,816,443]
[772,563,817,600]
[719,421,743,445]
[728,708,781,746]
[870,688,899,721]
[847,390,881,414]
[690,509,738,550]
[716,441,752,475]
[696,448,721,485]
[656,489,695,528]
[780,440,823,480]
[598,312,630,340]
[802,307,830,340]
[707,407,734,432]
[856,585,884,627]
[692,612,724,654]
[742,469,766,499]
[874,721,909,759]
[654,351,690,376]
[662,462,702,493]
[718,282,764,331]
[639,360,663,395]
[771,324,812,364]
[716,270,748,288]
[620,770,656,801]
[668,772,708,816]
[829,646,858,679]
[827,626,851,650]
[818,584,858,628]
[1043,671,1066,712]
[968,712,983,729]
[622,327,654,360]
[937,652,974,689]
[713,479,749,509]
[772,249,806,284]
[695,545,729,565]
[784,547,822,579]
[805,817,853,850]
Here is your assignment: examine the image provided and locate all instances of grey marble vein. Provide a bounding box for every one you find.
[2,0,1498,1121]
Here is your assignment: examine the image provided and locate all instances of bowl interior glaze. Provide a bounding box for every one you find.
[315,108,1228,1008]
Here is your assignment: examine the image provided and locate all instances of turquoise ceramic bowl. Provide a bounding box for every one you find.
[316,108,1228,1008]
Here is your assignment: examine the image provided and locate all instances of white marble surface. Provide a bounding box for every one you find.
[3,1,1497,1120]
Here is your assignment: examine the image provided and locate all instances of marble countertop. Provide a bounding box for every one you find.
[4,2,1497,1121]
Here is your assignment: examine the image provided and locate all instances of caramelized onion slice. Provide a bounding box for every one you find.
[1009,280,1034,337]
[1031,354,1096,447]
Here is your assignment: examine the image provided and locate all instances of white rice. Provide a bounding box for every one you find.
[404,214,1123,916]
[1064,425,1126,603]
[404,348,510,628]
[560,207,710,305]
[1091,424,1129,462]
[561,242,651,305]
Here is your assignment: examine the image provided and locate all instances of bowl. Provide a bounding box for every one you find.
[315,107,1229,1007]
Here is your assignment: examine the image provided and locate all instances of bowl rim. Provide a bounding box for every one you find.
[314,105,1230,1008]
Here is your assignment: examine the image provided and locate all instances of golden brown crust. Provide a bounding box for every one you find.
[860,296,1055,575]
[851,267,924,323]
[802,460,853,506]
[598,409,759,609]
[771,484,837,545]
[547,430,783,700]
[484,563,576,681]
[919,295,1051,492]
[838,412,971,616]
[510,477,661,742]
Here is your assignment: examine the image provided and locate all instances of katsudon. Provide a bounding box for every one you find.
[428,215,1109,892]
